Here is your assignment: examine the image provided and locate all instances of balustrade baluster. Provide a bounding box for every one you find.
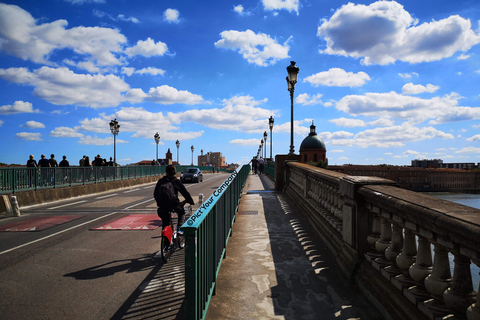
[373,217,391,269]
[407,236,433,304]
[422,243,452,318]
[443,253,476,317]
[394,228,417,290]
[384,222,403,277]
[466,259,480,320]
[366,211,381,261]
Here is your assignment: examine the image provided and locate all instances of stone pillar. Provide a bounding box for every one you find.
[274,154,301,191]
[466,259,480,320]
[443,253,476,317]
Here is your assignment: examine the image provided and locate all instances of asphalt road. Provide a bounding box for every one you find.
[0,173,230,320]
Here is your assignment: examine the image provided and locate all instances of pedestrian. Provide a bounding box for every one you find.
[38,154,50,167]
[26,154,37,167]
[84,156,91,166]
[251,157,258,175]
[258,157,264,175]
[212,166,215,174]
[49,154,58,167]
[79,155,86,167]
[94,154,103,167]
[59,155,69,167]
[154,165,195,233]
[107,157,114,166]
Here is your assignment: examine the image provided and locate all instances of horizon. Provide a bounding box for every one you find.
[1,0,480,167]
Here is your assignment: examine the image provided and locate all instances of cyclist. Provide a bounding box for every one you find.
[154,165,195,234]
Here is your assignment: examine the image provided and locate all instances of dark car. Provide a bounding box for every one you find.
[180,168,203,183]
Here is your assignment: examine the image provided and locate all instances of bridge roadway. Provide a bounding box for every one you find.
[0,171,382,320]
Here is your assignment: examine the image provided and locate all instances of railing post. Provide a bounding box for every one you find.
[443,253,476,317]
[466,259,480,319]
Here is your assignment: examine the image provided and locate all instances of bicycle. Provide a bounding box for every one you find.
[157,202,192,262]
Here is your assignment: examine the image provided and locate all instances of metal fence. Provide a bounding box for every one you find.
[182,164,250,320]
[0,165,230,194]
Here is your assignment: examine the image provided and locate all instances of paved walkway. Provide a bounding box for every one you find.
[205,173,382,320]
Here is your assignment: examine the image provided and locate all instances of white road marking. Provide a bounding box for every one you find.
[0,211,119,256]
[48,200,87,210]
[95,193,118,199]
[123,188,140,193]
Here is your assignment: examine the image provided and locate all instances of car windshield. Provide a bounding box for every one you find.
[186,169,197,173]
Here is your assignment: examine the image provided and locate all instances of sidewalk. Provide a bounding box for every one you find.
[205,173,382,320]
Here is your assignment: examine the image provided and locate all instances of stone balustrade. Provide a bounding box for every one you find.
[282,161,480,320]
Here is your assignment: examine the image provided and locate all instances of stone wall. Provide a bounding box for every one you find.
[281,161,480,320]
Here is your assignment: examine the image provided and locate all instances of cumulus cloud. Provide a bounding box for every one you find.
[215,29,290,66]
[0,101,40,115]
[455,146,480,153]
[0,67,129,108]
[402,83,440,94]
[50,127,84,138]
[164,9,180,23]
[295,93,323,105]
[399,72,419,79]
[330,117,366,127]
[0,3,126,66]
[125,38,168,57]
[147,85,204,105]
[16,132,42,141]
[466,134,480,142]
[21,121,45,129]
[317,1,480,65]
[230,138,261,145]
[304,68,370,87]
[262,0,299,15]
[336,91,480,124]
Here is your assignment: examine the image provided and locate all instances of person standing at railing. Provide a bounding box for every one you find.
[38,154,50,186]
[26,155,37,187]
[59,156,69,184]
[258,157,264,175]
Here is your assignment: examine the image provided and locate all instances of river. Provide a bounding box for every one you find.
[426,193,479,290]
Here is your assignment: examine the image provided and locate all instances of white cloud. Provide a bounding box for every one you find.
[0,120,3,127]
[295,93,323,105]
[50,127,84,138]
[0,3,126,66]
[125,38,168,57]
[336,91,480,124]
[457,54,471,60]
[402,83,440,94]
[329,117,366,127]
[317,1,480,65]
[134,67,166,76]
[230,139,261,145]
[16,132,42,141]
[147,85,203,105]
[456,146,480,153]
[215,29,290,66]
[369,118,394,126]
[79,135,123,145]
[65,0,105,4]
[0,101,40,115]
[171,95,273,133]
[398,72,419,79]
[262,0,300,15]
[466,134,480,142]
[304,68,370,87]
[21,121,45,129]
[164,9,180,23]
[0,67,129,108]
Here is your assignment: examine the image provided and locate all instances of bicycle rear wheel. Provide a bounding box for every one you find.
[160,236,171,262]
[178,233,185,249]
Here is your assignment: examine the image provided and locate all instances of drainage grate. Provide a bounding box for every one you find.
[238,210,258,215]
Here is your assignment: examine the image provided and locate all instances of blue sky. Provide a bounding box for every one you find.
[1,0,480,166]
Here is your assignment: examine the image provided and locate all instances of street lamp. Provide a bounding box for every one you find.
[175,140,180,165]
[269,116,274,160]
[286,61,299,155]
[154,132,160,163]
[260,139,264,159]
[109,118,120,165]
[191,145,194,165]
[263,131,268,159]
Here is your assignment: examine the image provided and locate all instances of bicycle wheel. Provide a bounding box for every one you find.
[160,235,171,262]
[178,233,185,249]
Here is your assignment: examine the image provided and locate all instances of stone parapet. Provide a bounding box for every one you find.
[280,161,480,320]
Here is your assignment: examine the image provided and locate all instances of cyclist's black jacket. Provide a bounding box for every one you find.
[154,175,194,214]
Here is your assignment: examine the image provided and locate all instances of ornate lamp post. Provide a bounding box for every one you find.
[286,61,299,155]
[109,118,120,165]
[191,145,194,165]
[263,131,268,159]
[154,132,160,163]
[269,116,274,160]
[260,139,264,158]
[175,140,180,165]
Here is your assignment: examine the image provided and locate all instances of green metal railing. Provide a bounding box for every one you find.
[182,164,250,320]
[265,161,275,179]
[0,165,231,194]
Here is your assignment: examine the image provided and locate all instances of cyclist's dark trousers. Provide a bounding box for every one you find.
[157,207,185,230]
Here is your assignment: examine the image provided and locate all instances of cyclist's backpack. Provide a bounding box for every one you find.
[154,178,178,211]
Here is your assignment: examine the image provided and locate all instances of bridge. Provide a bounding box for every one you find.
[0,158,479,319]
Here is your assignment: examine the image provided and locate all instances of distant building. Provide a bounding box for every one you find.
[412,158,479,170]
[133,148,173,166]
[299,121,327,164]
[198,150,225,168]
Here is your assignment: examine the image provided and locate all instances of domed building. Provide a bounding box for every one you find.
[299,121,327,164]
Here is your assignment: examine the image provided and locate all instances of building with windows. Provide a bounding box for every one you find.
[198,151,225,168]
